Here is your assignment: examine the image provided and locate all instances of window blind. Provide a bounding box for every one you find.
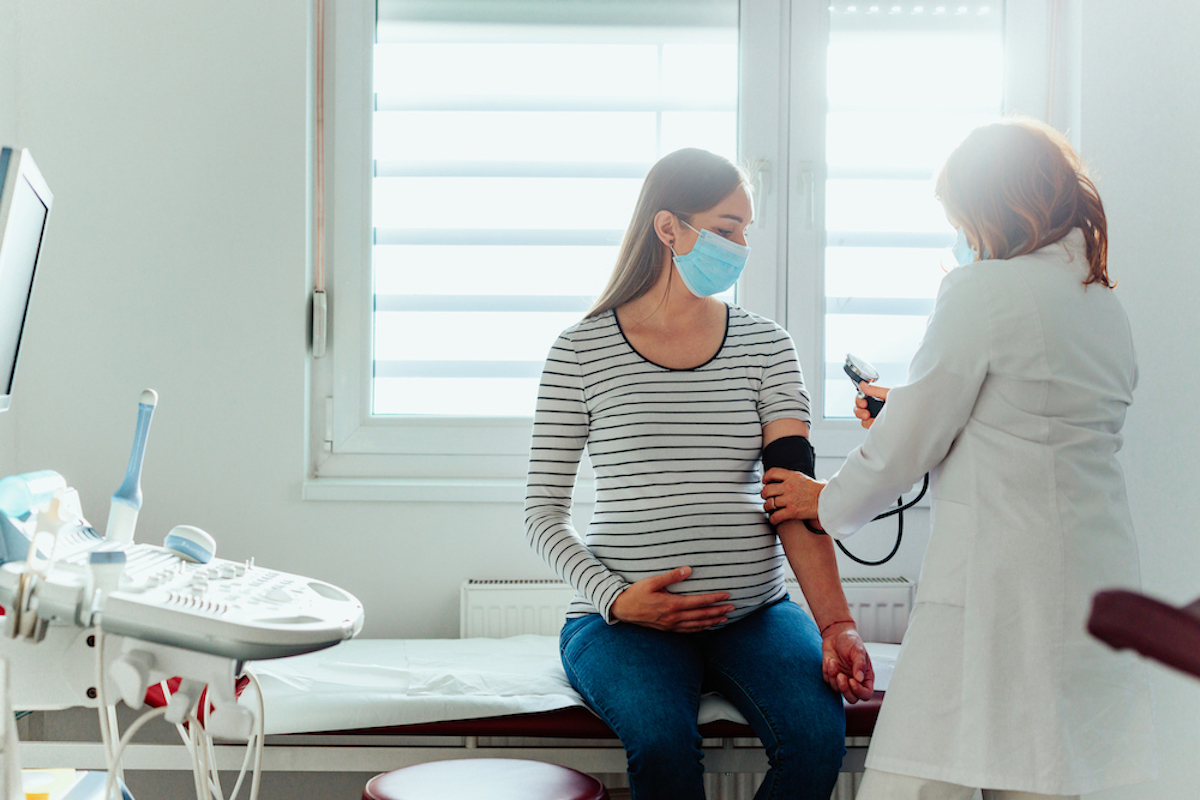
[822,1,1005,417]
[372,0,739,416]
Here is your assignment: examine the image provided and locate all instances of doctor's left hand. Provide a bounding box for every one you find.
[761,468,826,527]
[822,623,875,703]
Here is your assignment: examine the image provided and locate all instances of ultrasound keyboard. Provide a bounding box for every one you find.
[1,534,364,662]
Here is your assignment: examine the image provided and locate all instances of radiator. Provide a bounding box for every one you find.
[459,579,576,639]
[460,577,907,799]
[789,576,915,644]
[460,576,914,642]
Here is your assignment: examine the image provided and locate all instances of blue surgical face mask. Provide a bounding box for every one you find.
[951,227,979,266]
[671,220,750,297]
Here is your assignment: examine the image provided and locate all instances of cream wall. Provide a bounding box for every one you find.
[1079,2,1200,797]
[0,0,17,473]
[0,1,1197,797]
[1,0,553,642]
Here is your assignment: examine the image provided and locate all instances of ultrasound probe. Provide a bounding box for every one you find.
[105,389,156,544]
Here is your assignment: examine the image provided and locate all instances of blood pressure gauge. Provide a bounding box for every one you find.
[844,354,885,418]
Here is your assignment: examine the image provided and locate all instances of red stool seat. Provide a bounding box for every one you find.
[363,759,610,800]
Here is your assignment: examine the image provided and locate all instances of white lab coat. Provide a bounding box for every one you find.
[819,230,1157,794]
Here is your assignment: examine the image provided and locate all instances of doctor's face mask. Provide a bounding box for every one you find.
[951,226,992,265]
[951,227,978,265]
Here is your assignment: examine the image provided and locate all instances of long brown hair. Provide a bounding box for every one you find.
[936,117,1111,287]
[587,149,749,317]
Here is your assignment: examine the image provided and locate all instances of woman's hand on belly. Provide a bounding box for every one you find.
[610,566,736,632]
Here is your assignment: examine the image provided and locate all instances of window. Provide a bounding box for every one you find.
[820,3,1006,418]
[310,0,1058,499]
[371,1,739,417]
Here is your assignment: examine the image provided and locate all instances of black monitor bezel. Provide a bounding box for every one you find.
[0,147,53,413]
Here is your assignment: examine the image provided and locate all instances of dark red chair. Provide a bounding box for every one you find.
[1088,589,1200,679]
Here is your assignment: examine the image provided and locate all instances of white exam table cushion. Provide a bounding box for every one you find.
[244,634,898,736]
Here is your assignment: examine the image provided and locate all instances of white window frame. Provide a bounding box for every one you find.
[781,0,1065,458]
[306,0,1066,502]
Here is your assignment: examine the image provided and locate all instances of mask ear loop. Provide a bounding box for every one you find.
[664,211,700,303]
[668,212,699,256]
[667,209,688,256]
[664,215,683,287]
[667,211,697,265]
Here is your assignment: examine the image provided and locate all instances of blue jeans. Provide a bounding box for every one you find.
[560,597,845,800]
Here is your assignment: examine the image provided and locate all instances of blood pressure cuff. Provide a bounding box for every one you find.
[762,435,815,478]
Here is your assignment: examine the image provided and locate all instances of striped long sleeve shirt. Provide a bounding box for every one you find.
[524,304,811,625]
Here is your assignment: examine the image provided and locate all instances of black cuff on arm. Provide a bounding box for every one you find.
[762,435,815,478]
[763,435,823,534]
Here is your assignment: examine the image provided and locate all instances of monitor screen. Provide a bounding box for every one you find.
[0,147,52,412]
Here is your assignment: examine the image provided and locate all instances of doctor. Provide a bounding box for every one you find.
[760,118,1157,800]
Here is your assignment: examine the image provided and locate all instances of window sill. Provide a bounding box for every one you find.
[810,426,867,461]
[302,427,900,506]
[302,477,597,504]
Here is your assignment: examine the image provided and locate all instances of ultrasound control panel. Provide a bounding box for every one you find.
[2,538,364,662]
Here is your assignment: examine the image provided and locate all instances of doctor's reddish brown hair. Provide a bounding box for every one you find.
[936,118,1111,287]
[587,148,750,318]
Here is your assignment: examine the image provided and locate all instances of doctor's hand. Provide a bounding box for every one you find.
[854,382,890,429]
[761,468,826,527]
[821,622,875,703]
[610,567,735,633]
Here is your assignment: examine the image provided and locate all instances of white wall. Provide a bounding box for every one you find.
[1079,2,1200,798]
[0,0,15,190]
[0,0,18,475]
[1,1,1198,797]
[0,0,15,167]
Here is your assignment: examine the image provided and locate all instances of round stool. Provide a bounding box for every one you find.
[363,758,610,800]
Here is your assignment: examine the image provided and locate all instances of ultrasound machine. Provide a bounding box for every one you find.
[0,147,364,799]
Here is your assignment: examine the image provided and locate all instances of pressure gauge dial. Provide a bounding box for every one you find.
[844,354,885,418]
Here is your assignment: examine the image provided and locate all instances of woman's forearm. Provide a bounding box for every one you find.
[777,520,855,631]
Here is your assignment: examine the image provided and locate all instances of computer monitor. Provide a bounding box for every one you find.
[0,147,52,413]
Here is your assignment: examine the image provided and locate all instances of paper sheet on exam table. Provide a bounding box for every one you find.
[241,635,899,736]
